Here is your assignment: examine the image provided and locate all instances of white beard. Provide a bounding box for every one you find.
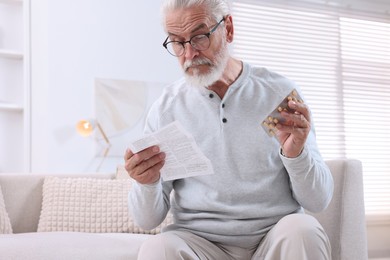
[183,38,229,89]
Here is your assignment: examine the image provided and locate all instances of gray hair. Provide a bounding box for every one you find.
[161,0,231,30]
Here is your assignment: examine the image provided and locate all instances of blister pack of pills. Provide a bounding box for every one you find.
[261,89,304,137]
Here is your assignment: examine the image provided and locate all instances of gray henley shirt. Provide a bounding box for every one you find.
[128,62,334,249]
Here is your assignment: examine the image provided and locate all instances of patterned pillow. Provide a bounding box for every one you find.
[37,177,172,234]
[0,185,13,234]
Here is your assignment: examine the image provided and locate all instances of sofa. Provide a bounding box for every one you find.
[0,159,367,260]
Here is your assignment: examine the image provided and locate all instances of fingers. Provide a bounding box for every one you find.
[288,100,310,123]
[279,101,310,129]
[133,160,165,184]
[124,146,165,184]
[132,152,166,177]
[275,99,311,158]
[127,146,160,168]
[124,148,134,161]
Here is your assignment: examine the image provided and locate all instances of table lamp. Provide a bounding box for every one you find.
[76,119,110,145]
[76,119,112,171]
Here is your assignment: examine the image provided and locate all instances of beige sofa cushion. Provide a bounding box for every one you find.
[38,177,172,234]
[0,185,12,234]
[0,232,150,260]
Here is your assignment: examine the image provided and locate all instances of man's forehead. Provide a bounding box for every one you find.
[165,6,213,34]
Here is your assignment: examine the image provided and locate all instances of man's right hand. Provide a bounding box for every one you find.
[124,146,166,184]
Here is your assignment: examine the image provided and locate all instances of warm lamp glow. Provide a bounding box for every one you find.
[76,119,110,145]
[76,119,111,172]
[76,120,94,137]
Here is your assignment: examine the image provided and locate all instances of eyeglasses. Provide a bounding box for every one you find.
[163,18,225,57]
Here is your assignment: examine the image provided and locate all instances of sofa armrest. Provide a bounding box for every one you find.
[307,159,368,260]
[0,175,44,233]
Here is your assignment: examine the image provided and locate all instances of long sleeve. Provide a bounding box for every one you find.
[281,131,334,213]
[128,179,172,230]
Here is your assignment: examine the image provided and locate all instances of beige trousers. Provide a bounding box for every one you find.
[137,214,331,260]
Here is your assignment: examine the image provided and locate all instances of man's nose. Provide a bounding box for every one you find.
[183,42,199,60]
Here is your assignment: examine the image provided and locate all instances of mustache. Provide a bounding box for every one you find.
[184,58,213,71]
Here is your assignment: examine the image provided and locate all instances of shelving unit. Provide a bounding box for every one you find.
[0,49,23,59]
[0,0,30,172]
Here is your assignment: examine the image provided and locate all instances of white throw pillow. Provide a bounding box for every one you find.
[0,185,13,234]
[38,176,172,234]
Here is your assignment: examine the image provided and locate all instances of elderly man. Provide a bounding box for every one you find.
[124,0,333,259]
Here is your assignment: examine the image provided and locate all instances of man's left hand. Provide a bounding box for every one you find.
[276,100,311,158]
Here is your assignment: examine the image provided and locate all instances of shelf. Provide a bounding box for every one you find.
[0,0,22,4]
[0,49,23,60]
[0,102,23,112]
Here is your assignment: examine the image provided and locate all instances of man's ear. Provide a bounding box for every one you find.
[225,15,234,43]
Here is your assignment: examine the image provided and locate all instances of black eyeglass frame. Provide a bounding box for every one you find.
[162,17,225,57]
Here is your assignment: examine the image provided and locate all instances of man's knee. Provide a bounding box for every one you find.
[257,214,331,260]
[275,214,326,241]
[138,232,199,260]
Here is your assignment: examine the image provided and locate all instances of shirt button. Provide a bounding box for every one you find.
[209,93,214,98]
[222,103,225,108]
[222,118,227,123]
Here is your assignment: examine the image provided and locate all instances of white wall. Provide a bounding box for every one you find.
[30,0,181,173]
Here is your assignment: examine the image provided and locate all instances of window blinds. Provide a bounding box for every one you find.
[231,0,390,217]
